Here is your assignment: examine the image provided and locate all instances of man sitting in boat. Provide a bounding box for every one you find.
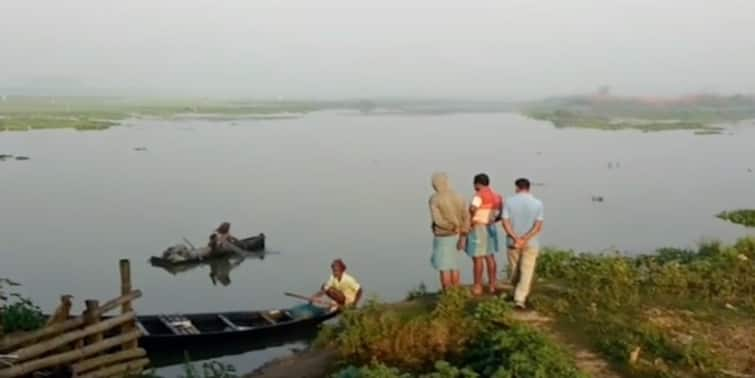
[208,222,238,253]
[311,259,362,309]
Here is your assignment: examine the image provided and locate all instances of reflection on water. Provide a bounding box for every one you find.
[149,325,317,368]
[149,251,267,287]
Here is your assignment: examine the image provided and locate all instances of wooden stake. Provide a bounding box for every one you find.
[83,300,103,347]
[0,330,142,378]
[119,259,137,350]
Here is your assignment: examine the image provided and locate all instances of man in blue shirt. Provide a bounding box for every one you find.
[502,178,544,309]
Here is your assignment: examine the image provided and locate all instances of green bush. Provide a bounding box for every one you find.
[463,325,587,378]
[326,291,584,377]
[717,210,755,227]
[0,278,45,334]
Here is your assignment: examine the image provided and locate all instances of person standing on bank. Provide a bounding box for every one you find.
[429,172,470,290]
[502,178,544,309]
[466,173,503,295]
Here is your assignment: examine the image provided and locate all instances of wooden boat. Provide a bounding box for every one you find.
[149,233,265,267]
[133,304,338,354]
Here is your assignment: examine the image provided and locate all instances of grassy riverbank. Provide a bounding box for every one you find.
[307,237,754,378]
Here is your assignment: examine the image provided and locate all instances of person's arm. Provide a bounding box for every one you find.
[501,202,518,239]
[353,288,363,306]
[521,220,543,244]
[521,203,544,245]
[311,277,332,301]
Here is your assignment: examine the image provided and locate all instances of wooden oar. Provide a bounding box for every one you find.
[285,292,331,306]
[182,237,196,250]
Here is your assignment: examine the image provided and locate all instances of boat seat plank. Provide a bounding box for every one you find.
[217,314,239,330]
[259,312,277,325]
[136,320,150,336]
[159,314,200,335]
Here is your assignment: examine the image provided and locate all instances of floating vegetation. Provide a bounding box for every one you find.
[0,115,117,132]
[526,110,717,133]
[716,209,755,227]
[0,96,320,132]
[694,129,723,135]
[133,147,148,152]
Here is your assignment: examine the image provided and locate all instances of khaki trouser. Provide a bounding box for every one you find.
[507,245,539,305]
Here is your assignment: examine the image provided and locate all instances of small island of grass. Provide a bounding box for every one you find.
[522,91,755,133]
[717,209,755,227]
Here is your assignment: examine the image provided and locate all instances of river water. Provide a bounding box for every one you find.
[1,111,754,375]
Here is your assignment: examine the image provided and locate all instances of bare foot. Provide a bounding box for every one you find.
[471,285,484,296]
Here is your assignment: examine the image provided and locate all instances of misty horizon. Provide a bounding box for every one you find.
[2,0,754,99]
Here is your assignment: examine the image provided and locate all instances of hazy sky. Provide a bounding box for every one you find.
[1,0,754,99]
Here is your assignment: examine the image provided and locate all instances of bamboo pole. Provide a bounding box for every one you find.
[0,330,142,378]
[77,357,149,378]
[11,312,135,362]
[83,301,103,346]
[119,259,137,350]
[0,290,141,352]
[71,348,146,376]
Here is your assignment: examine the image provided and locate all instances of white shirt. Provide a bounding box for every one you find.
[323,273,361,305]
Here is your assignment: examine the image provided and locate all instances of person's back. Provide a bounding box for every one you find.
[504,192,544,248]
[502,178,544,309]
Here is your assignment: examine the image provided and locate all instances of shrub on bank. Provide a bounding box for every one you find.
[0,278,45,334]
[322,291,584,378]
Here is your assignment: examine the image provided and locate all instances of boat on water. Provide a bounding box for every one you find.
[132,303,338,353]
[149,233,265,267]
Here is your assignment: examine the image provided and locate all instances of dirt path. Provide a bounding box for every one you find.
[511,310,623,378]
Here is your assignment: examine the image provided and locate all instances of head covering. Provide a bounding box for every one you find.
[429,172,470,235]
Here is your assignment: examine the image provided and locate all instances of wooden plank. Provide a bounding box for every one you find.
[11,312,136,362]
[217,315,239,331]
[77,357,149,378]
[135,321,150,337]
[157,315,181,335]
[0,330,142,378]
[71,348,146,375]
[0,291,141,352]
[260,312,277,325]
